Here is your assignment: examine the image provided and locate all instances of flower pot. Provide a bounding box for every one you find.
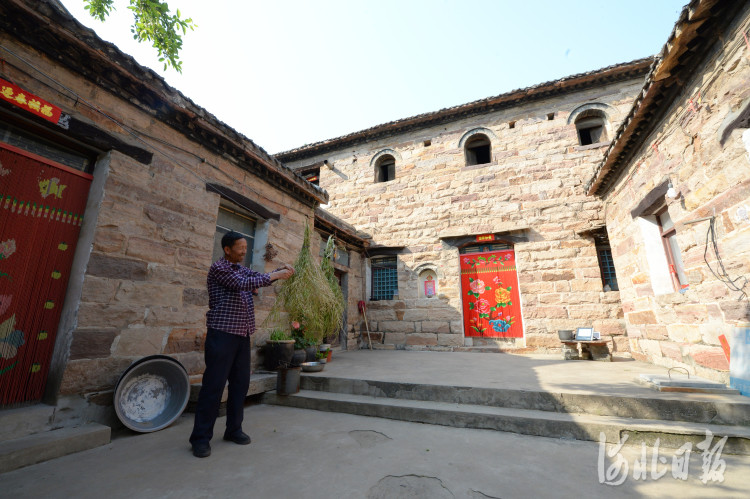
[291,349,306,367]
[305,346,317,362]
[263,340,295,370]
[319,343,331,352]
[326,349,332,362]
[276,367,301,396]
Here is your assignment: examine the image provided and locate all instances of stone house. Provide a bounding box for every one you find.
[0,0,365,434]
[587,0,750,382]
[277,59,652,355]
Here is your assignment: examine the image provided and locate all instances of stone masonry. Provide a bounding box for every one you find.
[592,3,750,382]
[280,71,647,353]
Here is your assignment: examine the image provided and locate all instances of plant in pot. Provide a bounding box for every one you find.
[290,321,308,367]
[263,328,295,371]
[262,223,345,371]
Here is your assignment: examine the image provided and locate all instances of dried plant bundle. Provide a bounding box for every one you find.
[262,222,343,344]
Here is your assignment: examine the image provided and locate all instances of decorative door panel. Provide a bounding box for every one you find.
[460,249,523,338]
[0,142,92,405]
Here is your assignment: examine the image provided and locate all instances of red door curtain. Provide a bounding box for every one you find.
[0,142,92,405]
[460,249,524,338]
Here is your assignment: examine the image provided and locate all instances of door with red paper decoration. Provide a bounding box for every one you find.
[0,142,92,405]
[460,244,524,339]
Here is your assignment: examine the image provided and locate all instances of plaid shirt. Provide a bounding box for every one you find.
[206,258,273,336]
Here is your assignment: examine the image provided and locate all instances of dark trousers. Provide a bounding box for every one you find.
[189,328,250,446]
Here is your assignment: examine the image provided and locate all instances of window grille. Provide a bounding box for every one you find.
[597,247,619,291]
[371,256,398,300]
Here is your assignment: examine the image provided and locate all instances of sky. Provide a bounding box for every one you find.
[58,0,687,154]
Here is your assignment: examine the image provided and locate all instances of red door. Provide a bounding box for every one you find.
[460,249,524,338]
[0,142,92,405]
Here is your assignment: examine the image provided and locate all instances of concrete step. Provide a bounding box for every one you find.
[0,423,111,474]
[263,390,750,455]
[0,404,55,441]
[299,376,750,426]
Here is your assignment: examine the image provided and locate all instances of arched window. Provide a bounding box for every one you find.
[465,134,491,166]
[575,110,608,146]
[375,154,395,183]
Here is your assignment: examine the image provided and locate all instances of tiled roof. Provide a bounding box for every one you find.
[2,0,327,205]
[276,58,653,162]
[586,0,745,197]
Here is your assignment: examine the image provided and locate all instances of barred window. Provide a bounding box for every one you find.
[371,256,398,301]
[591,227,618,292]
[597,247,619,291]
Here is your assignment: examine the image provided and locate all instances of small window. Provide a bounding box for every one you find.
[591,228,618,291]
[575,112,608,146]
[656,208,689,290]
[375,155,395,183]
[465,134,491,166]
[371,256,398,300]
[304,168,320,186]
[213,203,256,265]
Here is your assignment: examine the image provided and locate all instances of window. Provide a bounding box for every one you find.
[371,256,398,300]
[460,243,512,254]
[465,134,491,166]
[212,202,256,265]
[375,155,395,183]
[591,228,618,291]
[575,111,607,146]
[656,208,689,291]
[304,168,320,186]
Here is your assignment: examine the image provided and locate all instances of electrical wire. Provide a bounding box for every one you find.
[704,217,748,301]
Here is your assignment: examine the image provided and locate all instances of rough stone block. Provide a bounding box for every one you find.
[383,332,406,345]
[113,327,170,357]
[164,328,206,354]
[689,345,730,370]
[114,281,183,307]
[69,330,117,360]
[667,324,703,344]
[126,237,176,265]
[405,333,438,346]
[660,341,683,362]
[420,321,451,334]
[437,333,463,347]
[627,310,658,325]
[183,288,208,307]
[86,253,148,281]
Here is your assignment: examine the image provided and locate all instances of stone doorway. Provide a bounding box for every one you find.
[459,244,524,339]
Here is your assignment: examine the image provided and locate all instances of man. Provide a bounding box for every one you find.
[189,231,294,458]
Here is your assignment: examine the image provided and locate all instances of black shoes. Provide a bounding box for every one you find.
[192,443,211,458]
[223,432,251,445]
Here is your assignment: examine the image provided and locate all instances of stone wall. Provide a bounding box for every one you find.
[0,32,362,415]
[285,79,644,351]
[602,11,750,382]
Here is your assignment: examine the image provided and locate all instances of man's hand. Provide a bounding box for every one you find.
[271,264,295,282]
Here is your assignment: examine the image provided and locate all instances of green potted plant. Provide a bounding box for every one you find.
[263,328,295,371]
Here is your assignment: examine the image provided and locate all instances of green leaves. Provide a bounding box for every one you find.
[85,0,196,72]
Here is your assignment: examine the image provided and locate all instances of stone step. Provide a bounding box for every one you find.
[0,404,55,441]
[187,373,276,411]
[298,376,750,426]
[0,423,111,474]
[263,390,750,455]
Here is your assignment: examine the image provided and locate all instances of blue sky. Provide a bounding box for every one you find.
[59,1,687,154]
